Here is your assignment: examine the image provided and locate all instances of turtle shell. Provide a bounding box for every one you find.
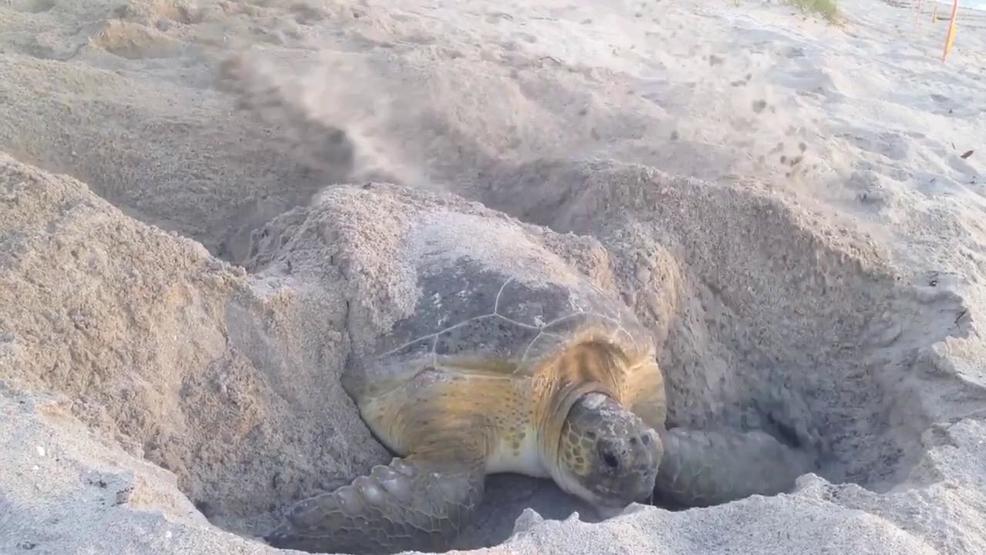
[341,209,654,403]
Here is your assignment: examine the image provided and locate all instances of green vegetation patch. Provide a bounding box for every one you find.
[788,0,840,22]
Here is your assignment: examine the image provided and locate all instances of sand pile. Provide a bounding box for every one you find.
[0,152,389,542]
[1,0,985,553]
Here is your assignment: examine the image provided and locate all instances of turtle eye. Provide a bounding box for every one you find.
[596,439,621,469]
[601,451,619,469]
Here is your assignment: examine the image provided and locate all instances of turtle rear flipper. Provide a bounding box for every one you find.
[653,428,814,508]
[265,453,486,554]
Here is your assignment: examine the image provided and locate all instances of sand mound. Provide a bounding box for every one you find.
[0,153,388,542]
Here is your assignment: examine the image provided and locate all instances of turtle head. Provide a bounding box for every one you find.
[553,392,661,513]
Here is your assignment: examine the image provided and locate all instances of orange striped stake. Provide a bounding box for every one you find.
[942,0,959,62]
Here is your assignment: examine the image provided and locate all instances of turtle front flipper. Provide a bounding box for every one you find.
[265,453,486,554]
[653,427,814,508]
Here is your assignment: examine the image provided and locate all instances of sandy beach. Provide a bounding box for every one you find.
[1,0,984,553]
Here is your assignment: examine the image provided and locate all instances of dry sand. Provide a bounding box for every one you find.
[1,0,985,553]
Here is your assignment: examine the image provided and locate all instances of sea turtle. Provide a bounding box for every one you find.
[263,188,812,554]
